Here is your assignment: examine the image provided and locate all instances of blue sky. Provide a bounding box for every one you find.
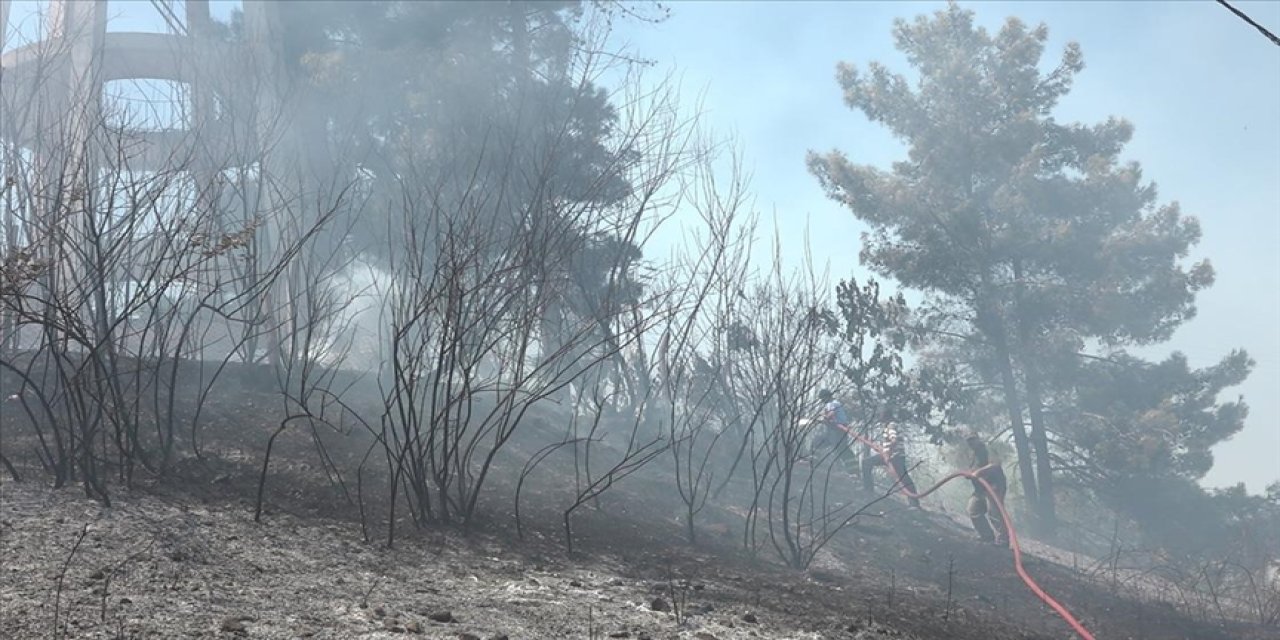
[610,1,1280,492]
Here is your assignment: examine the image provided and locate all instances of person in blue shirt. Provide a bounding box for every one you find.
[808,389,857,473]
[819,388,849,426]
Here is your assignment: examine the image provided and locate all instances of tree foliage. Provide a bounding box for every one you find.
[807,2,1247,533]
[280,1,632,240]
[1057,350,1251,484]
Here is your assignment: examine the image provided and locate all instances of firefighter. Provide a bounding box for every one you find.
[862,410,921,508]
[964,431,1009,547]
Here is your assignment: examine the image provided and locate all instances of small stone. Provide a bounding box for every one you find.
[374,606,386,618]
[428,611,456,623]
[119,597,132,605]
[219,617,248,634]
[457,634,481,640]
[569,579,584,588]
[649,597,670,612]
[741,612,758,624]
[694,633,719,640]
[608,633,630,639]
[487,635,509,640]
[88,568,106,580]
[404,621,423,634]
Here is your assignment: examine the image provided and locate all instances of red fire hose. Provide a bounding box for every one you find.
[836,425,1097,640]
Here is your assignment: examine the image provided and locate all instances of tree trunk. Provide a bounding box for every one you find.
[992,337,1041,520]
[1022,370,1057,531]
[976,285,1041,525]
[1010,260,1057,534]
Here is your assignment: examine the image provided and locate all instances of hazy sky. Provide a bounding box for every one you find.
[610,1,1280,492]
[3,1,1275,492]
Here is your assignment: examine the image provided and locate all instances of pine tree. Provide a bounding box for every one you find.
[807,3,1232,533]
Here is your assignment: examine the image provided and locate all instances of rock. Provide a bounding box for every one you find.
[219,616,250,635]
[608,632,631,639]
[741,612,758,624]
[487,635,509,640]
[428,611,456,623]
[374,606,386,618]
[649,596,670,612]
[694,633,719,640]
[404,621,423,634]
[607,578,625,587]
[569,579,584,587]
[456,634,481,640]
[119,597,132,605]
[88,568,106,580]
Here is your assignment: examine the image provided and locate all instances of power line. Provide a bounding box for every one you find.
[1216,0,1280,48]
[149,0,188,36]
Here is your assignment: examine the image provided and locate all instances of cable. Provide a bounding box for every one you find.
[1216,0,1280,48]
[149,0,189,36]
[834,424,1098,640]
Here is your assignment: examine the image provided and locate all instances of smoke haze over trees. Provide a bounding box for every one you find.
[1,1,1277,637]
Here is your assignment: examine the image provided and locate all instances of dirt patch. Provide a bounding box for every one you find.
[2,358,1274,639]
[3,480,936,640]
[7,476,1268,640]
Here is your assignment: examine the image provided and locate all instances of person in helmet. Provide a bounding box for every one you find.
[964,431,1009,547]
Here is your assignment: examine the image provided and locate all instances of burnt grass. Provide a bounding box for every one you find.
[1,359,1273,639]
